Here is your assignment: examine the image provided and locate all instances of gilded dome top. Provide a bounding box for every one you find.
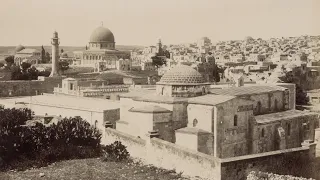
[158,64,206,85]
[89,26,115,43]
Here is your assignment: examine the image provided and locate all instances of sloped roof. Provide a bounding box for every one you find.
[175,127,211,135]
[188,94,236,106]
[210,85,287,96]
[129,105,171,113]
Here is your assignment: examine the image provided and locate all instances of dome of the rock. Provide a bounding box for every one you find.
[89,26,115,43]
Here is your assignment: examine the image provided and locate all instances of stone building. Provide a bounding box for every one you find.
[14,48,41,65]
[73,25,130,70]
[115,64,318,159]
[53,78,130,100]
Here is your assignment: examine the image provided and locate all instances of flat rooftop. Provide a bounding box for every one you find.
[1,94,120,112]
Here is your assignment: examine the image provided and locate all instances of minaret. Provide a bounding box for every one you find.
[50,31,60,77]
[157,38,163,55]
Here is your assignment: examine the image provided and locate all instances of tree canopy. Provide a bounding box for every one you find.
[59,61,70,73]
[4,56,14,65]
[151,56,166,69]
[280,71,309,105]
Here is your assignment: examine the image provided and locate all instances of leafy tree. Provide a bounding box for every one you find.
[213,65,223,82]
[5,56,14,66]
[45,52,51,63]
[151,56,166,69]
[20,62,31,71]
[280,71,310,105]
[59,61,69,73]
[164,50,171,59]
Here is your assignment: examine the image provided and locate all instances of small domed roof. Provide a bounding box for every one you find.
[60,52,68,58]
[89,26,115,43]
[158,64,206,84]
[15,45,25,52]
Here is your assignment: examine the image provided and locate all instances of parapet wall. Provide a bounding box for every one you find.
[103,128,221,179]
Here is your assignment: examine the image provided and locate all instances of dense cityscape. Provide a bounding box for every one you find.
[0,0,320,180]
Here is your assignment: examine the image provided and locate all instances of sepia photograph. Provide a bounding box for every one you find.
[0,0,320,179]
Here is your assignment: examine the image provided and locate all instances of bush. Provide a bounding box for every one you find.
[0,108,103,171]
[103,141,130,162]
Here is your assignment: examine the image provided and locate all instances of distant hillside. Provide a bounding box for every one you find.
[0,45,144,55]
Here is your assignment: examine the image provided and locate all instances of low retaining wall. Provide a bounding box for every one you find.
[104,128,314,180]
[149,138,221,179]
[103,128,147,159]
[104,128,221,180]
[220,147,312,180]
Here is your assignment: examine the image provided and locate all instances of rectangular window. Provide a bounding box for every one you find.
[287,123,291,136]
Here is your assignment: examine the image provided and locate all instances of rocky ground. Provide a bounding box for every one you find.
[0,158,205,180]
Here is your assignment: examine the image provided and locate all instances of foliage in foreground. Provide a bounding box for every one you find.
[103,141,130,162]
[247,171,314,180]
[0,108,102,171]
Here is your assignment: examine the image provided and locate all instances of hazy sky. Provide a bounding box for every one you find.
[0,0,319,46]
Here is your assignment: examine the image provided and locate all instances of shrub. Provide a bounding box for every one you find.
[103,141,130,162]
[47,116,102,148]
[0,108,103,171]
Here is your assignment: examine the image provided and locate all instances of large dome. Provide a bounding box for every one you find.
[159,64,206,84]
[89,27,115,43]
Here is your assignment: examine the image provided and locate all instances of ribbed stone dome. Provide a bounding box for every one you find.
[159,65,205,84]
[89,26,115,43]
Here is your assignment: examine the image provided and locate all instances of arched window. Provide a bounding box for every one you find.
[257,101,262,114]
[193,119,198,127]
[287,123,291,136]
[274,99,278,111]
[234,115,238,126]
[261,128,265,137]
[202,87,206,94]
[161,87,164,95]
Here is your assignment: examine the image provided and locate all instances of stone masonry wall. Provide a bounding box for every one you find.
[0,77,62,97]
[220,147,313,180]
[103,128,221,180]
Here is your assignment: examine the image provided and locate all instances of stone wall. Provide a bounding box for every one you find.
[251,113,318,154]
[149,138,221,179]
[0,76,62,97]
[247,171,315,180]
[103,128,221,180]
[220,147,313,180]
[104,128,315,180]
[275,83,296,110]
[216,98,254,158]
[103,128,147,158]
